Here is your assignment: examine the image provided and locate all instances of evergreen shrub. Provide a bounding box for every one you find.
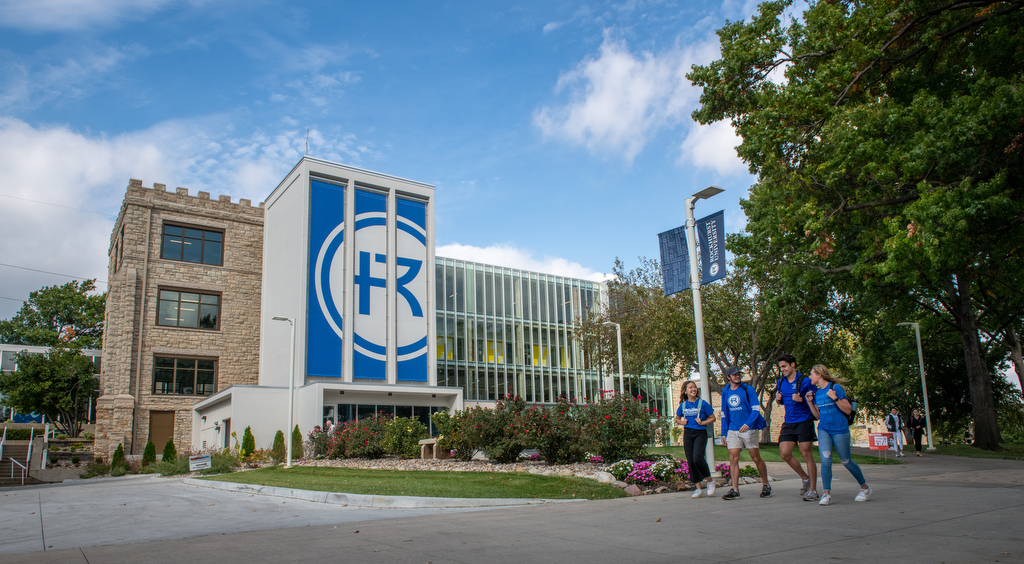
[271,430,286,463]
[142,440,157,466]
[162,438,177,462]
[241,426,256,459]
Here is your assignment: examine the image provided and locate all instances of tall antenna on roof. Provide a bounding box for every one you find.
[305,125,309,156]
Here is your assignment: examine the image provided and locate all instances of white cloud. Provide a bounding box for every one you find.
[0,0,177,31]
[0,116,379,318]
[678,120,748,176]
[436,243,610,282]
[534,31,719,162]
[542,21,564,34]
[1,46,143,112]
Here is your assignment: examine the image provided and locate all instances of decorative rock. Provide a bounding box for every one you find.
[654,486,669,494]
[593,471,615,484]
[624,484,642,496]
[556,469,573,476]
[611,480,628,489]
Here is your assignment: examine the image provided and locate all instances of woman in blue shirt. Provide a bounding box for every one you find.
[675,381,717,498]
[805,365,872,506]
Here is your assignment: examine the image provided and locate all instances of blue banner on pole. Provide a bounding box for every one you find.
[696,210,727,284]
[658,225,690,296]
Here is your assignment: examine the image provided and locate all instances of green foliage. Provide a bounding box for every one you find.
[111,443,125,470]
[999,399,1024,445]
[476,395,530,463]
[141,441,156,466]
[240,426,256,459]
[688,0,1024,450]
[326,414,389,459]
[71,455,79,464]
[0,280,106,348]
[291,425,303,460]
[81,461,110,479]
[1,428,34,440]
[580,392,668,462]
[522,398,587,465]
[430,409,476,460]
[0,343,99,437]
[271,430,286,464]
[162,438,177,462]
[383,416,428,459]
[307,425,334,458]
[152,451,240,476]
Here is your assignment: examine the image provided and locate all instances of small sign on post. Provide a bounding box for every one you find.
[868,433,892,450]
[189,454,212,472]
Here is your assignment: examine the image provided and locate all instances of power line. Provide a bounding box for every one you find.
[0,193,114,216]
[0,262,107,285]
[0,296,26,302]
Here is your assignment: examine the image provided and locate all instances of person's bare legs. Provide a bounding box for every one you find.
[748,448,769,485]
[729,448,742,491]
[779,441,810,480]
[798,440,817,491]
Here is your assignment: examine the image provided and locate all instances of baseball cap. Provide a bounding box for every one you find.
[725,366,742,377]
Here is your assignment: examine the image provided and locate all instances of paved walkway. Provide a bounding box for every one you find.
[2,452,1022,563]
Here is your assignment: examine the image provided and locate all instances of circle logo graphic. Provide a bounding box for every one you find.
[728,395,741,407]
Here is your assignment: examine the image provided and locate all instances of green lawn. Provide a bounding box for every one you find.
[649,445,899,465]
[202,465,627,500]
[930,443,1024,461]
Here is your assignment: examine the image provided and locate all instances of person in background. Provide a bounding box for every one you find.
[775,354,819,501]
[805,365,872,505]
[886,407,905,457]
[675,380,717,498]
[909,408,926,456]
[719,366,771,500]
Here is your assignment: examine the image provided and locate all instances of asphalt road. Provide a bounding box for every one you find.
[2,450,1022,563]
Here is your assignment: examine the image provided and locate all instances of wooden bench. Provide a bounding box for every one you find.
[418,438,450,460]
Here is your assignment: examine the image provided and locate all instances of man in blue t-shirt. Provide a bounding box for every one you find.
[775,354,819,501]
[719,366,771,500]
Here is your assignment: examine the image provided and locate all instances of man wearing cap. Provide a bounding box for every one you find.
[720,366,771,500]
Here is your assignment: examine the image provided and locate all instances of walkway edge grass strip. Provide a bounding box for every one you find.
[194,465,627,502]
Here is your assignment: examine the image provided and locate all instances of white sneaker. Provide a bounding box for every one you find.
[819,492,832,506]
[706,480,716,496]
[855,486,872,502]
[692,488,705,499]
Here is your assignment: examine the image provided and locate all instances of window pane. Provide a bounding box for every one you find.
[356,404,376,420]
[162,234,182,260]
[183,228,203,239]
[199,304,218,329]
[175,368,195,394]
[178,300,199,327]
[197,359,215,371]
[154,367,174,394]
[377,405,395,417]
[164,225,182,236]
[435,263,444,312]
[396,405,412,418]
[196,370,215,395]
[182,236,203,263]
[176,358,195,370]
[204,230,222,242]
[160,290,179,301]
[158,300,179,326]
[180,292,199,303]
[203,240,222,265]
[155,356,175,368]
[201,294,219,305]
[455,266,465,313]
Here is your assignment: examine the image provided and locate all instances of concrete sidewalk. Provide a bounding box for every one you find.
[3,453,1023,563]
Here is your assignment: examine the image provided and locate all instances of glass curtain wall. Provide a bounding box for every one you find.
[435,258,668,409]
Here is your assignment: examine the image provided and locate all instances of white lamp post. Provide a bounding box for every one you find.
[897,322,937,451]
[686,185,724,472]
[272,316,296,467]
[603,321,624,395]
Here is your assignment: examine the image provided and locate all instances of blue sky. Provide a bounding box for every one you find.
[0,0,763,319]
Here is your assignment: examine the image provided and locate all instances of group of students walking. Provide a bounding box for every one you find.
[674,355,872,505]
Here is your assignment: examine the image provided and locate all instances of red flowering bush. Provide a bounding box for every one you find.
[522,398,587,465]
[579,392,669,462]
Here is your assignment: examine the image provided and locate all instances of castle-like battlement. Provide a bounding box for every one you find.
[125,179,265,216]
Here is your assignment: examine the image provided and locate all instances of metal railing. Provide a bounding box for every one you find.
[10,458,27,486]
[0,426,6,461]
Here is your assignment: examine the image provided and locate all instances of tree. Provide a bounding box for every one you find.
[689,0,1024,449]
[0,343,98,436]
[0,280,106,349]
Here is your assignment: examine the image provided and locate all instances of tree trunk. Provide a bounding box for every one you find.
[946,275,1003,450]
[1003,327,1024,393]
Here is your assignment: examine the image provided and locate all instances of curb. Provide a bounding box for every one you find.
[183,478,586,508]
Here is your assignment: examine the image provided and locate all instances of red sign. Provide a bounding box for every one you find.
[868,433,892,451]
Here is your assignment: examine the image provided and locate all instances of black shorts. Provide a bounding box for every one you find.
[779,420,816,444]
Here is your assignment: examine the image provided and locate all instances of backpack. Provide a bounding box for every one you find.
[742,383,768,430]
[829,383,858,426]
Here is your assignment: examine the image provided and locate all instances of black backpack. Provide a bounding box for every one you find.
[829,383,858,426]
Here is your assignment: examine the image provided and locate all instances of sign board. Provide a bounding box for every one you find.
[657,210,728,296]
[868,433,892,451]
[189,454,212,471]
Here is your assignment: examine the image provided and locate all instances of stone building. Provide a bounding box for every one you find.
[94,180,264,459]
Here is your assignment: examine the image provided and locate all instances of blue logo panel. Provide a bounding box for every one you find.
[307,179,346,378]
[352,189,388,380]
[396,198,428,382]
[697,210,727,284]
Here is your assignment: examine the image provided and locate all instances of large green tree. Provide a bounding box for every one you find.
[0,344,99,437]
[689,0,1024,449]
[0,280,105,349]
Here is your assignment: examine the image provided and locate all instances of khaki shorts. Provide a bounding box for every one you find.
[726,429,760,449]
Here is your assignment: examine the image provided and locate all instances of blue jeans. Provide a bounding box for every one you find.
[817,429,866,491]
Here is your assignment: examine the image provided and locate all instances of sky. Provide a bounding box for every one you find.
[0,0,765,320]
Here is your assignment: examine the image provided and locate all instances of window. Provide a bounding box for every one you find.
[157,289,220,329]
[161,224,223,265]
[153,357,216,396]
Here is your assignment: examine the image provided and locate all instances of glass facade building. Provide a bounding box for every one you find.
[434,257,671,414]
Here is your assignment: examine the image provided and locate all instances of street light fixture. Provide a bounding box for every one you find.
[898,322,937,451]
[602,321,624,395]
[272,316,297,467]
[685,185,724,472]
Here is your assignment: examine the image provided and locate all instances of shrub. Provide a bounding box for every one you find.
[142,441,157,466]
[383,416,428,458]
[579,393,668,462]
[2,428,33,440]
[331,414,389,459]
[240,426,256,459]
[81,431,95,440]
[474,395,529,463]
[292,425,303,460]
[606,459,634,481]
[111,443,126,470]
[49,456,58,465]
[307,425,332,458]
[431,410,476,460]
[71,455,80,465]
[81,461,110,478]
[110,464,127,477]
[162,438,177,462]
[523,398,587,465]
[271,430,286,464]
